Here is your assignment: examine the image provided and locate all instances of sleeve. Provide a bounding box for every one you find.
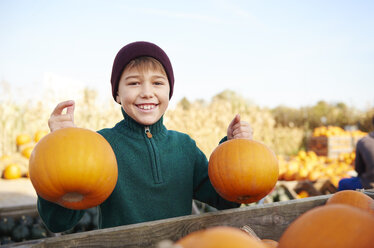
[219,136,228,144]
[192,140,240,210]
[355,141,365,175]
[37,195,85,233]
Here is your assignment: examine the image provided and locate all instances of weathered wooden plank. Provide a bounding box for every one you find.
[5,195,331,248]
[0,203,37,218]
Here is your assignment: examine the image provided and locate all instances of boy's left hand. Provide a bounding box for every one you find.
[227,114,253,140]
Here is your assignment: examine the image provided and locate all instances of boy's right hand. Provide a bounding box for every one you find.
[48,100,76,132]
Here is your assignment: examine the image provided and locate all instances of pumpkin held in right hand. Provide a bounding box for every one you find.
[208,139,278,204]
[29,127,118,210]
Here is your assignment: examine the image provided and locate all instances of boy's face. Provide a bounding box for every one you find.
[116,67,170,126]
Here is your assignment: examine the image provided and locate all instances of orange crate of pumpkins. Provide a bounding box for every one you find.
[278,150,355,188]
[308,126,367,158]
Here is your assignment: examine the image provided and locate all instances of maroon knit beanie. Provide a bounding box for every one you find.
[110,41,174,101]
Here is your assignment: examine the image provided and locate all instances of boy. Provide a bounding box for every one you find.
[40,41,253,232]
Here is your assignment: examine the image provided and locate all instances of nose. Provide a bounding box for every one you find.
[140,82,154,98]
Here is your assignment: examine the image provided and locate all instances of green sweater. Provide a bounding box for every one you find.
[37,109,239,232]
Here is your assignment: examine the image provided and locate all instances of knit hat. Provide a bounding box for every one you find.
[110,41,174,101]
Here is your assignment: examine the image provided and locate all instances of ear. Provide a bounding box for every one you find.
[116,95,121,104]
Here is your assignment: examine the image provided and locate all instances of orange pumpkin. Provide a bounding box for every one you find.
[34,130,48,143]
[2,163,22,179]
[21,146,34,159]
[326,190,374,214]
[176,226,266,248]
[208,139,279,204]
[0,155,12,161]
[16,134,31,146]
[278,204,374,248]
[29,127,118,210]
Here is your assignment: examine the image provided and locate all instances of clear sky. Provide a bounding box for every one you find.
[1,0,373,109]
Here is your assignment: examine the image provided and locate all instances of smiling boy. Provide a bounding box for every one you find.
[39,41,253,232]
[116,56,170,127]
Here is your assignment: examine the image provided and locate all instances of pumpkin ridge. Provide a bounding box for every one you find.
[237,140,247,200]
[225,141,238,200]
[215,146,228,199]
[40,142,64,200]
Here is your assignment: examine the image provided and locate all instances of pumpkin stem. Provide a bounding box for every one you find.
[61,192,84,202]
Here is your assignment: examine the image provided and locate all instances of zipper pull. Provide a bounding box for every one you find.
[145,126,153,138]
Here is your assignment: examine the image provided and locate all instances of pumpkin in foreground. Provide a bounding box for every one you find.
[278,204,374,248]
[326,190,374,214]
[29,127,118,210]
[176,226,266,248]
[208,139,279,204]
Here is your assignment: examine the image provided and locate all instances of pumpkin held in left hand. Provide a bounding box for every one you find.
[208,139,278,204]
[29,127,118,210]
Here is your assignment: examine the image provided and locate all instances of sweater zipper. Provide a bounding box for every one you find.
[144,126,162,183]
[145,126,153,138]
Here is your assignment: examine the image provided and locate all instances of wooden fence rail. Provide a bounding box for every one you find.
[4,195,332,248]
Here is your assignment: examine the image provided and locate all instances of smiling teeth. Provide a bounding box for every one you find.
[139,105,155,110]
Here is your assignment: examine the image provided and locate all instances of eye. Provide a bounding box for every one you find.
[127,81,139,86]
[154,79,168,86]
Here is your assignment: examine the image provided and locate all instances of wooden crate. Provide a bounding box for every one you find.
[0,204,37,219]
[4,191,374,248]
[277,179,337,200]
[2,195,332,248]
[308,136,353,158]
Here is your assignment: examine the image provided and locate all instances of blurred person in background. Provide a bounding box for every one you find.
[338,116,374,190]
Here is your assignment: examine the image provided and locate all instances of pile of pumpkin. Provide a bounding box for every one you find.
[169,190,374,248]
[312,125,367,137]
[0,130,48,180]
[0,207,99,245]
[278,150,355,187]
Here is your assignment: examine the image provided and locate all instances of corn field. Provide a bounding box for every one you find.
[165,91,304,157]
[0,87,304,158]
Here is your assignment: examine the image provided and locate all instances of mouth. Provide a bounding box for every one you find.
[136,103,158,111]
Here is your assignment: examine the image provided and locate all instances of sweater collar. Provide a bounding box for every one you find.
[120,107,165,135]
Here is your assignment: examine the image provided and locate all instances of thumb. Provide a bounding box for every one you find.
[66,105,75,115]
[230,114,240,128]
[66,102,75,122]
[228,114,240,139]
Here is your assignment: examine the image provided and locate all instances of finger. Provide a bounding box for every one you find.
[232,128,252,137]
[66,104,75,122]
[229,114,241,128]
[66,104,75,115]
[233,131,253,139]
[51,122,76,132]
[51,114,74,122]
[51,100,75,116]
[232,124,253,136]
[231,121,250,132]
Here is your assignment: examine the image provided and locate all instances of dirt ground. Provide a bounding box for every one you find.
[0,178,37,208]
